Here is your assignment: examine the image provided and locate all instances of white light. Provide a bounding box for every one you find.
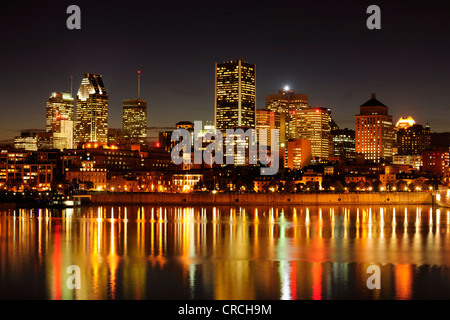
[284,85,290,91]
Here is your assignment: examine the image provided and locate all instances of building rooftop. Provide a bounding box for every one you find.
[360,93,387,108]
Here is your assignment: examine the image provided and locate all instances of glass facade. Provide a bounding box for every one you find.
[75,73,108,145]
[122,99,147,145]
[215,60,256,131]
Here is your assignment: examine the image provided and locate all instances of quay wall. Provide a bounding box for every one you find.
[88,192,433,206]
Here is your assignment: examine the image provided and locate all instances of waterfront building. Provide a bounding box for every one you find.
[0,149,53,190]
[65,156,107,191]
[75,73,108,145]
[295,107,332,159]
[266,88,307,141]
[215,59,256,131]
[355,93,395,163]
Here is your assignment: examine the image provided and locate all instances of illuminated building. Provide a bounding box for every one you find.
[75,73,108,145]
[286,138,311,169]
[215,60,256,131]
[392,154,423,171]
[295,107,332,159]
[355,93,394,163]
[396,116,415,129]
[171,172,203,192]
[46,92,74,132]
[396,123,430,155]
[266,88,307,140]
[65,156,107,191]
[14,131,38,151]
[422,150,449,176]
[0,150,53,190]
[122,99,147,144]
[52,115,73,150]
[63,144,140,172]
[256,109,283,147]
[331,128,355,161]
[108,128,123,144]
[159,131,174,153]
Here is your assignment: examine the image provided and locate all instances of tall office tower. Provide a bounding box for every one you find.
[123,99,147,144]
[355,93,394,163]
[46,92,74,132]
[255,109,283,147]
[75,73,108,145]
[266,88,307,140]
[396,120,431,155]
[295,107,332,159]
[215,59,256,131]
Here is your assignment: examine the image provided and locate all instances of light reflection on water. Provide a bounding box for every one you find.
[1,205,450,299]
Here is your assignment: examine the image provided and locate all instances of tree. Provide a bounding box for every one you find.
[372,180,382,192]
[284,179,296,193]
[332,180,345,193]
[396,180,407,192]
[321,178,332,191]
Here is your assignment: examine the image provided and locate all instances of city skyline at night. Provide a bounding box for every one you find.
[2,1,450,143]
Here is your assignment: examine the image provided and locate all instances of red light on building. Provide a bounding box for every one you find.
[292,110,296,115]
[156,142,160,148]
[315,109,320,113]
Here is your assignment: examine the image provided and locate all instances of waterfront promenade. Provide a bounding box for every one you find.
[87,192,433,206]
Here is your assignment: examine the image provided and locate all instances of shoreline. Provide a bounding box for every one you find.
[87,192,434,206]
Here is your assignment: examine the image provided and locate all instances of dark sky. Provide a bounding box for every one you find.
[1,0,450,142]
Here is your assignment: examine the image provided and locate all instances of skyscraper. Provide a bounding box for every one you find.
[215,60,256,131]
[123,99,147,144]
[75,73,108,145]
[295,107,332,159]
[266,88,307,140]
[46,92,74,132]
[355,93,394,163]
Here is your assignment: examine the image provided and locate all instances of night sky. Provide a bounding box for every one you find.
[1,0,450,142]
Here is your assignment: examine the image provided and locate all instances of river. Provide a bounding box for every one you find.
[1,204,450,299]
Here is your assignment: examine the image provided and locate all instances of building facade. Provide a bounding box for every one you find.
[286,138,311,170]
[355,93,394,163]
[122,99,147,144]
[396,123,431,155]
[295,107,332,159]
[215,60,256,131]
[46,92,74,133]
[75,73,108,145]
[331,128,355,161]
[266,88,307,141]
[256,109,282,147]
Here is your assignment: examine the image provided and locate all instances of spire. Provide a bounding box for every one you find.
[137,70,141,101]
[371,93,376,99]
[70,75,73,97]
